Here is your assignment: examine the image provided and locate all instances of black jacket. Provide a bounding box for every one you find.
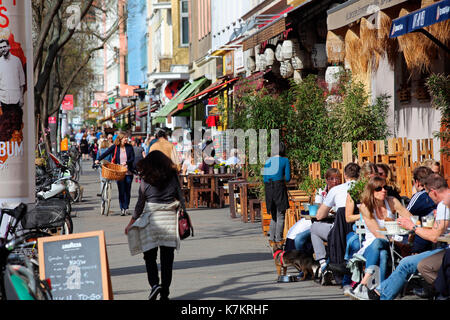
[327,207,355,265]
[97,144,135,173]
[264,180,289,219]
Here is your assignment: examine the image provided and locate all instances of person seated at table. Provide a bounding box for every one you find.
[345,162,379,253]
[199,140,215,174]
[287,168,342,254]
[415,247,450,299]
[376,164,402,201]
[310,163,360,284]
[334,163,377,293]
[182,150,200,175]
[263,141,291,250]
[423,159,441,174]
[407,166,437,254]
[361,173,449,300]
[348,176,412,300]
[226,148,241,166]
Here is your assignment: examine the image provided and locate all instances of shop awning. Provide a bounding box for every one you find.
[389,0,449,54]
[169,77,239,117]
[180,77,239,107]
[114,105,134,117]
[152,77,209,125]
[327,0,408,30]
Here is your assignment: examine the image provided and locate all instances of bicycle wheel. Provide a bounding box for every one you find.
[104,182,112,216]
[67,179,81,203]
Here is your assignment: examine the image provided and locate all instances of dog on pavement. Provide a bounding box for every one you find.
[273,248,319,280]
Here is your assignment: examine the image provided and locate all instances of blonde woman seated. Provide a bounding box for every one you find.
[349,176,411,300]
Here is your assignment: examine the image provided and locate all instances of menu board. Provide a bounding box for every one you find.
[38,231,112,300]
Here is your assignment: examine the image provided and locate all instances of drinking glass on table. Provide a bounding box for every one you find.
[421,215,435,228]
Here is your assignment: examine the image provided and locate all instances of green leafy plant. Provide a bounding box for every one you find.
[426,73,450,156]
[299,176,325,204]
[348,178,368,203]
[328,73,391,156]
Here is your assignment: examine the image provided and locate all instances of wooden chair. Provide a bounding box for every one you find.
[342,142,353,167]
[248,199,261,223]
[309,162,321,179]
[193,176,214,208]
[261,201,271,236]
[218,184,229,208]
[287,190,309,215]
[417,138,434,163]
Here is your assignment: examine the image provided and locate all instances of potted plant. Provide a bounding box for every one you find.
[348,178,368,204]
[213,164,220,174]
[299,176,325,217]
[219,162,226,174]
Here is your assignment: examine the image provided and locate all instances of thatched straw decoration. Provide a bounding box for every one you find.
[345,27,370,76]
[421,0,450,46]
[397,8,437,74]
[360,17,382,70]
[377,11,399,68]
[326,31,345,64]
[427,20,450,46]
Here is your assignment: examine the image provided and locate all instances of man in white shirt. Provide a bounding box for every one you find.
[310,163,360,278]
[0,39,26,141]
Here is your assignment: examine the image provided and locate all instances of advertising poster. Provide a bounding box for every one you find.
[0,0,35,205]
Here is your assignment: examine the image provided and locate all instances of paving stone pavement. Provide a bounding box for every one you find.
[70,161,420,301]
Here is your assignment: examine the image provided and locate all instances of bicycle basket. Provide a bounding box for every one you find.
[101,163,128,181]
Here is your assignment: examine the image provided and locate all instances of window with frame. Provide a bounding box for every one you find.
[180,0,189,46]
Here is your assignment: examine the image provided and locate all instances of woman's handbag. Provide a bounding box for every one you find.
[178,208,194,240]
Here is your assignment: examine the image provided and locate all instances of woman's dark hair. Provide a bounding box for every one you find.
[278,141,287,157]
[361,176,387,216]
[137,150,177,189]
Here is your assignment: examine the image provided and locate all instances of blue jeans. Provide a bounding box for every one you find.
[294,229,311,252]
[117,174,133,210]
[376,248,444,300]
[363,238,390,283]
[344,232,361,261]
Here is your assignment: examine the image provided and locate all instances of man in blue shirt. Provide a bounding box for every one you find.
[407,166,437,253]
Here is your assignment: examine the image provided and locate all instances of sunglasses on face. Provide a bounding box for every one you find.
[374,185,389,192]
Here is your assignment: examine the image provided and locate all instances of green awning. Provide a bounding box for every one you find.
[152,77,209,125]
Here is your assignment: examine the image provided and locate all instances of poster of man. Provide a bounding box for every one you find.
[0,1,35,205]
[0,37,26,141]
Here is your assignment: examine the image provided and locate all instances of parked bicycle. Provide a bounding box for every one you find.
[94,163,112,216]
[0,204,52,300]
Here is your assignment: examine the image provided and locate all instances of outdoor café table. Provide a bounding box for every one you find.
[437,235,450,244]
[187,173,236,208]
[378,229,411,272]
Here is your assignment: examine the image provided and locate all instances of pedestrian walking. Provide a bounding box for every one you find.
[125,150,187,300]
[132,138,145,183]
[95,132,135,216]
[79,134,89,160]
[262,141,291,250]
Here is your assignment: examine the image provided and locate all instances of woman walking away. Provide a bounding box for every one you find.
[263,141,291,251]
[95,133,135,216]
[125,150,187,300]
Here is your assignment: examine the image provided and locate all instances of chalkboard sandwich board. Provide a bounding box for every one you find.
[38,230,113,300]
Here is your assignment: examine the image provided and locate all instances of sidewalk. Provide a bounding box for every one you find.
[72,161,348,300]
